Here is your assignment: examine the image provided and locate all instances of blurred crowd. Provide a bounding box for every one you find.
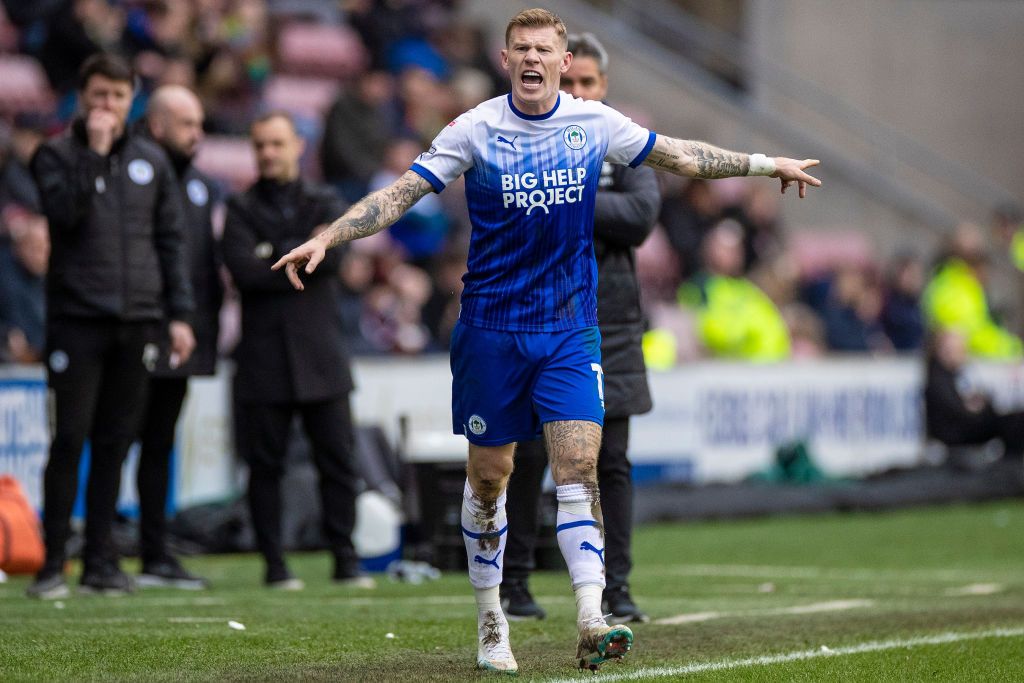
[2,0,1023,366]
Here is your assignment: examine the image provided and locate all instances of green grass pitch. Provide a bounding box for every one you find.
[2,500,1023,681]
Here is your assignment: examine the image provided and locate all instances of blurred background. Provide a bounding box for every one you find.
[1,0,1023,565]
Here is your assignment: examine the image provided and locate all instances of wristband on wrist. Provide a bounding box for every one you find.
[747,153,776,176]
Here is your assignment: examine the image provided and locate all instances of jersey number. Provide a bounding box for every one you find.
[591,363,605,410]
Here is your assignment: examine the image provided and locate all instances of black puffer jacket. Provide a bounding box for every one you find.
[153,159,223,377]
[593,161,660,418]
[31,120,194,323]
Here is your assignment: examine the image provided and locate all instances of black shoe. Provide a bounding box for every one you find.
[26,570,70,600]
[138,556,210,590]
[333,561,376,589]
[80,562,135,596]
[602,585,648,623]
[265,565,304,591]
[500,578,546,620]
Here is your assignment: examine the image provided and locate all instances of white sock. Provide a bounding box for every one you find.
[461,479,508,590]
[475,585,501,615]
[575,583,605,626]
[555,483,606,592]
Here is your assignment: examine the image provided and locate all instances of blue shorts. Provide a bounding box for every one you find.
[450,322,605,446]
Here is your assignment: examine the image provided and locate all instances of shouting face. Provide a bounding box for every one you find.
[501,26,571,115]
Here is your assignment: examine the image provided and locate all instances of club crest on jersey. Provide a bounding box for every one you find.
[563,125,587,150]
[467,414,487,436]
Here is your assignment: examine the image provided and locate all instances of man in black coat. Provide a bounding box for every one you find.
[499,33,660,623]
[135,86,223,589]
[222,112,366,589]
[27,54,195,599]
[925,328,1024,457]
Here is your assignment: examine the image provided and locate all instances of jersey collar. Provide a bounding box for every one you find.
[506,92,560,121]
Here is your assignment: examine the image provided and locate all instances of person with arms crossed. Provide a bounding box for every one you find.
[500,31,659,624]
[222,112,368,591]
[135,86,222,590]
[27,54,195,599]
[274,8,820,675]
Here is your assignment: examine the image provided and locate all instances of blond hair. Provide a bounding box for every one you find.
[505,8,568,47]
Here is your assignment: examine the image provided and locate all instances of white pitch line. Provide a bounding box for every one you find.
[167,617,238,623]
[944,583,1004,596]
[542,626,1024,683]
[652,563,1017,583]
[125,597,227,607]
[654,599,874,625]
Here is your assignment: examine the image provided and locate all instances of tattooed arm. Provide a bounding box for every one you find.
[272,170,432,290]
[643,135,822,197]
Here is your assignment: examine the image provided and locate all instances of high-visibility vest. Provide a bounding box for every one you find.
[922,258,1022,359]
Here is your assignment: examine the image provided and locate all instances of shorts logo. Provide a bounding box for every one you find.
[563,125,587,150]
[187,178,209,206]
[128,159,155,185]
[49,350,69,373]
[467,414,487,436]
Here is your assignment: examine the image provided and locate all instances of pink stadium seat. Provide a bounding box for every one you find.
[0,4,18,53]
[262,75,340,118]
[789,229,876,279]
[193,135,257,193]
[0,55,55,116]
[276,22,368,79]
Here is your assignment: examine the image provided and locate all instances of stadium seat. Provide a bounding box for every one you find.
[193,135,257,193]
[789,229,875,279]
[275,22,368,79]
[262,75,339,119]
[0,55,55,116]
[0,3,18,53]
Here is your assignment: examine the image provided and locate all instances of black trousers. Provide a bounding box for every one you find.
[137,376,189,563]
[43,317,155,571]
[504,416,634,590]
[940,409,1024,457]
[233,397,359,571]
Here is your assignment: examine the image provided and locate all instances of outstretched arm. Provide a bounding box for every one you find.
[643,135,821,198]
[271,170,433,290]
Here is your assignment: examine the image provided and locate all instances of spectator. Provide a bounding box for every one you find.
[660,178,719,280]
[922,223,1022,359]
[368,137,450,263]
[221,111,368,590]
[820,265,890,353]
[679,219,790,361]
[26,54,195,599]
[421,249,466,350]
[881,253,925,351]
[0,208,48,363]
[988,203,1024,337]
[35,0,126,95]
[0,117,45,212]
[320,69,400,201]
[924,328,1024,460]
[135,85,222,591]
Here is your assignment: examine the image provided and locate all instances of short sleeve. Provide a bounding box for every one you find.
[601,104,656,169]
[410,114,475,193]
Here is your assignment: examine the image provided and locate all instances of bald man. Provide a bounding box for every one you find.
[135,86,222,589]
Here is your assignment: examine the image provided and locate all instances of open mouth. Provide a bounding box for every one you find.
[521,70,543,88]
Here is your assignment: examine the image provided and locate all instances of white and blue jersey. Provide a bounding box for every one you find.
[411,92,655,332]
